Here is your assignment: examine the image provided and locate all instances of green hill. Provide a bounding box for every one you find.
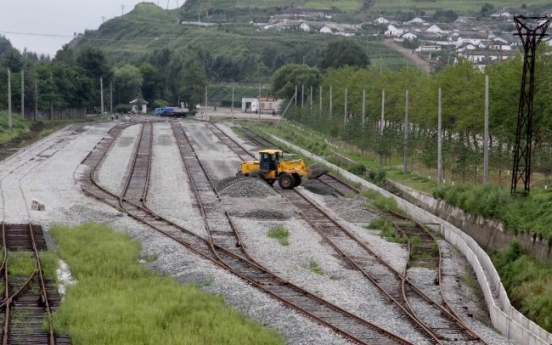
[67,0,552,83]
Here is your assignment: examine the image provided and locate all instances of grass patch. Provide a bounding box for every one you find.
[268,225,290,246]
[40,252,59,280]
[308,259,324,275]
[361,189,401,213]
[8,252,35,276]
[367,217,407,244]
[51,223,285,345]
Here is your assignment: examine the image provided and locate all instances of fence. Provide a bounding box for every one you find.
[23,109,87,121]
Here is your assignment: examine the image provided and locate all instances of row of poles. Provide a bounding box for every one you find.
[4,71,493,187]
[277,78,492,187]
[4,70,115,130]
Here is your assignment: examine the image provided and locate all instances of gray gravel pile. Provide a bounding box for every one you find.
[219,177,277,198]
[215,176,242,191]
[301,179,335,195]
[232,209,291,220]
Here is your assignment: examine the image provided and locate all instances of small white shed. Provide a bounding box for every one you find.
[242,98,259,113]
[130,98,148,114]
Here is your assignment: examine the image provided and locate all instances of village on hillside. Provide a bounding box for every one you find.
[210,7,551,71]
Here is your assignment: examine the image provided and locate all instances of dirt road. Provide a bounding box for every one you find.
[383,39,432,73]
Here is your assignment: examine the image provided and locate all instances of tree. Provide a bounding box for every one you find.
[320,40,369,70]
[138,62,164,103]
[113,64,143,104]
[432,10,458,23]
[178,59,208,107]
[271,64,322,99]
[76,48,111,80]
[479,3,495,18]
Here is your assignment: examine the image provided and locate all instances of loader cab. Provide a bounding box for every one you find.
[259,149,282,172]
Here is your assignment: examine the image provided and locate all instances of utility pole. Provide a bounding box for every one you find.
[294,85,297,106]
[258,85,261,120]
[319,86,322,113]
[100,77,104,116]
[362,89,366,126]
[301,84,304,108]
[343,88,348,125]
[231,87,235,116]
[404,90,409,174]
[380,89,385,134]
[21,70,24,119]
[121,5,125,15]
[329,85,333,118]
[50,73,53,119]
[310,86,313,113]
[438,88,443,185]
[204,86,208,109]
[34,80,38,122]
[110,81,113,115]
[8,69,12,129]
[483,75,490,185]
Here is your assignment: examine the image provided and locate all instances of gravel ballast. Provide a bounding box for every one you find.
[0,118,520,345]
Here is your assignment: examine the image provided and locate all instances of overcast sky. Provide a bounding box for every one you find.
[0,0,181,57]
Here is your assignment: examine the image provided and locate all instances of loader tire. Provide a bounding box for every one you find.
[278,173,295,189]
[292,173,302,187]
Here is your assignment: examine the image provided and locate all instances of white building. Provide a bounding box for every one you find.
[129,98,148,114]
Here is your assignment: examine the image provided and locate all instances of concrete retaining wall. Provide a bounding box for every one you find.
[390,183,552,263]
[271,134,552,345]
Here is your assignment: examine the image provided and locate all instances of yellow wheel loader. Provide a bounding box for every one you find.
[236,149,327,189]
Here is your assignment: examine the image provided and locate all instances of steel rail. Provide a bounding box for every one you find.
[81,121,415,345]
[210,122,488,344]
[172,122,414,343]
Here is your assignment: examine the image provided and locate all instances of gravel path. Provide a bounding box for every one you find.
[146,122,207,238]
[97,124,141,195]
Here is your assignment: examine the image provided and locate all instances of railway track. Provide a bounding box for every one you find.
[81,121,416,345]
[0,127,79,345]
[208,122,488,345]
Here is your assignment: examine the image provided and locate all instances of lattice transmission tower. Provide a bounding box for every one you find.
[511,16,550,196]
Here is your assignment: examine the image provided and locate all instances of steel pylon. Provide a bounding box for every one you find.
[511,16,550,196]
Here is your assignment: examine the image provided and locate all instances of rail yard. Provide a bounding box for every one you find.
[0,117,517,345]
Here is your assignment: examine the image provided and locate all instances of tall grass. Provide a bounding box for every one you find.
[51,223,284,345]
[433,184,552,239]
[492,242,552,332]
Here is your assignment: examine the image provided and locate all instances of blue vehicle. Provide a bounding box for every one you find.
[154,107,188,117]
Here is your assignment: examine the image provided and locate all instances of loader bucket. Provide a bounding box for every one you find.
[308,166,329,179]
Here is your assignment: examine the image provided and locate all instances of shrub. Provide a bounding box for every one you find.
[368,169,386,185]
[347,163,366,176]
